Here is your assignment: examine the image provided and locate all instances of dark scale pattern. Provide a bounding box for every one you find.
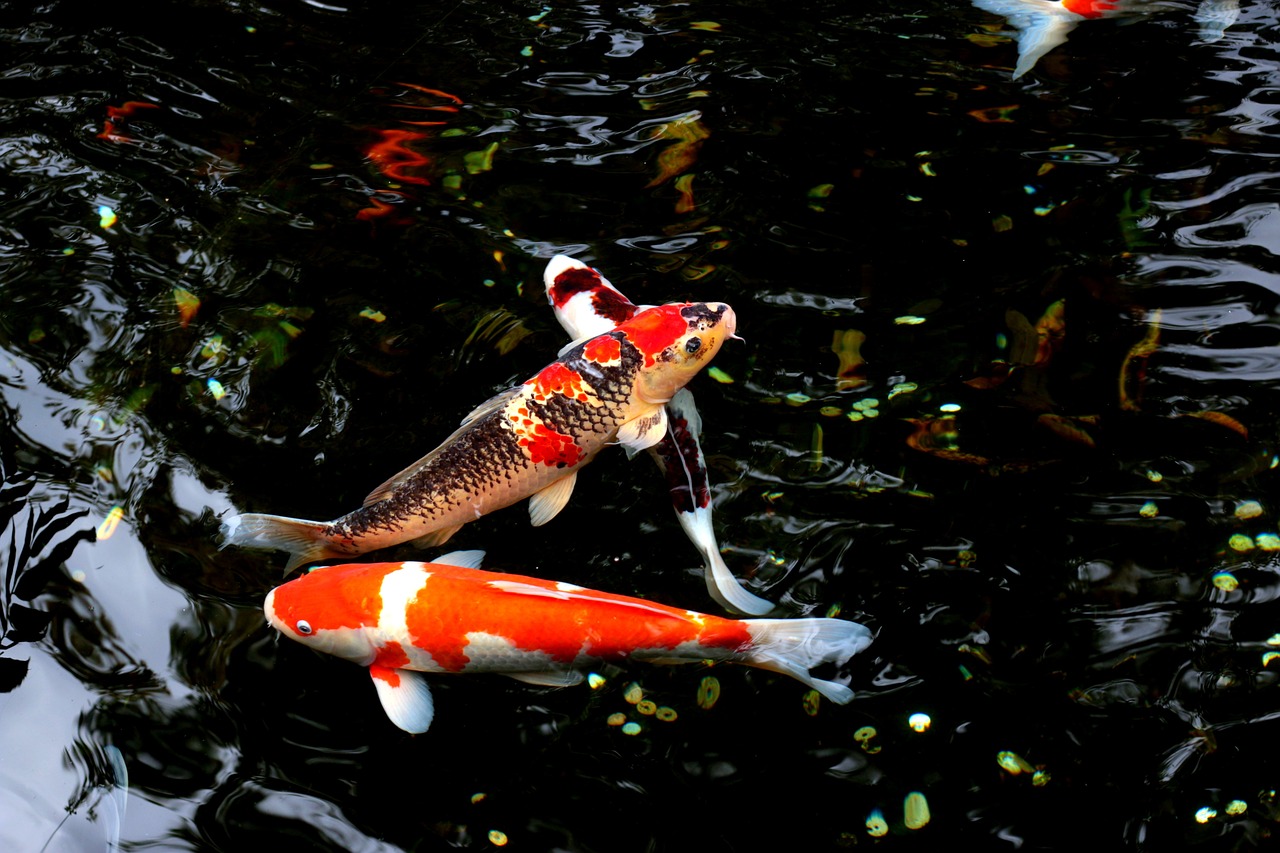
[325,409,532,543]
[529,333,644,436]
[320,332,650,547]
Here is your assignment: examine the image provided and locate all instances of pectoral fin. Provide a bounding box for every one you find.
[616,406,668,459]
[411,525,463,549]
[528,472,577,526]
[432,549,486,569]
[370,666,435,734]
[505,670,585,687]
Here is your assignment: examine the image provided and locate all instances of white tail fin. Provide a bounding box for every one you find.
[743,618,873,704]
[220,512,334,573]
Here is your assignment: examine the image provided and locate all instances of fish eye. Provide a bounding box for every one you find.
[296,620,313,635]
[684,337,702,354]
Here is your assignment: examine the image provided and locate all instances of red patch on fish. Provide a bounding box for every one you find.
[370,664,402,687]
[549,267,604,307]
[1062,0,1117,16]
[519,423,583,467]
[583,335,622,365]
[592,289,639,324]
[526,362,587,401]
[402,565,753,671]
[376,641,411,670]
[618,305,689,366]
[97,100,159,143]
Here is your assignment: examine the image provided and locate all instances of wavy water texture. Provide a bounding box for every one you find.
[0,0,1279,850]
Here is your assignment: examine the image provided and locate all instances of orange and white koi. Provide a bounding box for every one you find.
[544,256,773,616]
[223,300,736,572]
[263,550,873,733]
[972,0,1239,78]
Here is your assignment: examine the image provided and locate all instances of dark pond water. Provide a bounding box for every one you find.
[4,0,1280,849]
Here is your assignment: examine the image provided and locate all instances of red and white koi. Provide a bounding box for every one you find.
[263,550,873,733]
[224,300,735,572]
[543,256,773,616]
[972,0,1239,78]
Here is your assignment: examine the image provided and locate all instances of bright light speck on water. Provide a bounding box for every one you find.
[1235,500,1263,519]
[908,713,931,733]
[1213,572,1240,592]
[904,792,931,830]
[696,676,720,710]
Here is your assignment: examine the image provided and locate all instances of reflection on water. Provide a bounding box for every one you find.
[3,0,1280,848]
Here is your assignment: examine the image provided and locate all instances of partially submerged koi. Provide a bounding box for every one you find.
[543,255,773,616]
[972,0,1239,78]
[223,301,735,572]
[263,550,873,733]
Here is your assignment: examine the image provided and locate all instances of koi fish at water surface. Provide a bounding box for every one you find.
[263,550,874,733]
[543,255,775,616]
[971,0,1239,79]
[222,301,737,572]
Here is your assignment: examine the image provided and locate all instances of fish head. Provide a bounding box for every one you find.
[620,301,736,404]
[263,562,400,666]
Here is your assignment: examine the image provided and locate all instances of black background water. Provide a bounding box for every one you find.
[3,0,1280,849]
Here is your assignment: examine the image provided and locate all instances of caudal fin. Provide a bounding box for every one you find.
[220,512,334,573]
[743,617,873,704]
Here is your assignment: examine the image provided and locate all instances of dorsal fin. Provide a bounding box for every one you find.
[363,387,521,506]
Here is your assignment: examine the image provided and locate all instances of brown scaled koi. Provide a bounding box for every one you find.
[222,301,737,572]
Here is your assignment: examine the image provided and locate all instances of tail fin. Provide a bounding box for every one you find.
[220,512,334,573]
[743,618,873,704]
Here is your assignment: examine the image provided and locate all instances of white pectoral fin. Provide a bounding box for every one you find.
[528,472,577,526]
[616,406,668,459]
[432,549,486,568]
[505,670,585,688]
[370,666,435,734]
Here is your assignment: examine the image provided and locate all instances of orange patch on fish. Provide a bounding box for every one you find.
[583,334,622,365]
[618,306,689,366]
[271,562,401,632]
[403,566,752,671]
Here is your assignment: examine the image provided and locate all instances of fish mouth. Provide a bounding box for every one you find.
[262,588,283,632]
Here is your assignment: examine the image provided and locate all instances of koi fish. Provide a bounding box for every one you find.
[223,300,735,572]
[972,0,1239,78]
[543,256,774,616]
[263,550,873,733]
